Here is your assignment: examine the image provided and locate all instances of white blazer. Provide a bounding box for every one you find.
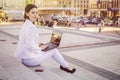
[15,19,43,59]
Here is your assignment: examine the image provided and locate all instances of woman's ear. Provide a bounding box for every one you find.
[26,12,29,17]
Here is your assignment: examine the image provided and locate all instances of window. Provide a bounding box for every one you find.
[62,1,64,4]
[59,1,61,4]
[69,1,71,4]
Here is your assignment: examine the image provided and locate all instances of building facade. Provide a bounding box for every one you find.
[109,0,119,17]
[1,0,109,20]
[89,0,120,18]
[0,0,26,21]
[100,0,119,18]
[75,0,89,16]
[89,0,98,17]
[2,0,25,10]
[0,0,96,17]
[57,0,73,16]
[57,0,91,16]
[57,0,72,8]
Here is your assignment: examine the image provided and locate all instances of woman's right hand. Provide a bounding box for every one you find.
[40,44,49,51]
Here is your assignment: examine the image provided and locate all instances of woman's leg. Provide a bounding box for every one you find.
[22,48,68,67]
[51,48,69,67]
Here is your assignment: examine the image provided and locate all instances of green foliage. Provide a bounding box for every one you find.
[63,4,67,8]
[26,0,33,5]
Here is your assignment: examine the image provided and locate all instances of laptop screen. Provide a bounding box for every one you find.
[50,30,62,46]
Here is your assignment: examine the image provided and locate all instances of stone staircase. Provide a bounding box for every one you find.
[0,32,44,80]
[1,27,120,80]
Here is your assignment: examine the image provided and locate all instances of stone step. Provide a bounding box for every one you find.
[29,64,67,80]
[29,58,108,80]
[0,32,44,80]
[0,52,45,80]
[0,66,9,80]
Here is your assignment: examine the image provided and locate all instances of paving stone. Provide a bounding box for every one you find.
[0,25,120,80]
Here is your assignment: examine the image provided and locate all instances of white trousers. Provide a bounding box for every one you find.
[22,48,69,68]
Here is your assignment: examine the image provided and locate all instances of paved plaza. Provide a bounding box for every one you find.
[0,23,120,80]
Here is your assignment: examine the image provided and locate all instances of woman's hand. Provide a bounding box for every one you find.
[40,44,49,51]
[39,43,44,47]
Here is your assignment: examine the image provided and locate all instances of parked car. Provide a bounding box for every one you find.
[71,17,81,23]
[104,19,113,26]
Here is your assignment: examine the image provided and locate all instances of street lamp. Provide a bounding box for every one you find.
[97,0,101,18]
[108,0,112,18]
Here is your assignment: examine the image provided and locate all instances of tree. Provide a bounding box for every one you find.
[26,0,33,5]
[63,4,67,8]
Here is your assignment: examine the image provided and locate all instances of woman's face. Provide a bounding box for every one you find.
[26,8,38,22]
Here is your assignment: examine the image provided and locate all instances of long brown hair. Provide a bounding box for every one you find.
[24,4,37,20]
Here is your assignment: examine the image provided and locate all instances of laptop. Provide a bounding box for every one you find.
[41,30,62,51]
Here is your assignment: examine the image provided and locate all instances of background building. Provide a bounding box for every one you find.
[57,0,92,16]
[37,0,76,18]
[89,0,98,17]
[57,0,73,16]
[109,0,119,18]
[0,0,97,18]
[2,0,25,10]
[1,0,119,21]
[98,0,119,18]
[74,0,89,16]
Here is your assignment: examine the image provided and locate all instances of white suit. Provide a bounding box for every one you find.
[15,19,68,67]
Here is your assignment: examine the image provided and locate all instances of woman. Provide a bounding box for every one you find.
[15,4,76,73]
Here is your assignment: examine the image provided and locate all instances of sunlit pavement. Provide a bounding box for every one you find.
[1,22,120,35]
[0,22,23,26]
[0,23,120,80]
[54,24,120,36]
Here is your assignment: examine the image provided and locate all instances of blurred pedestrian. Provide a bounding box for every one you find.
[118,17,120,27]
[48,19,58,28]
[101,20,104,29]
[39,16,45,26]
[67,18,72,27]
[83,19,87,27]
[48,21,54,27]
[97,21,102,33]
[75,22,80,30]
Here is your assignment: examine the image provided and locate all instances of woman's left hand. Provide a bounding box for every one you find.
[39,43,44,47]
